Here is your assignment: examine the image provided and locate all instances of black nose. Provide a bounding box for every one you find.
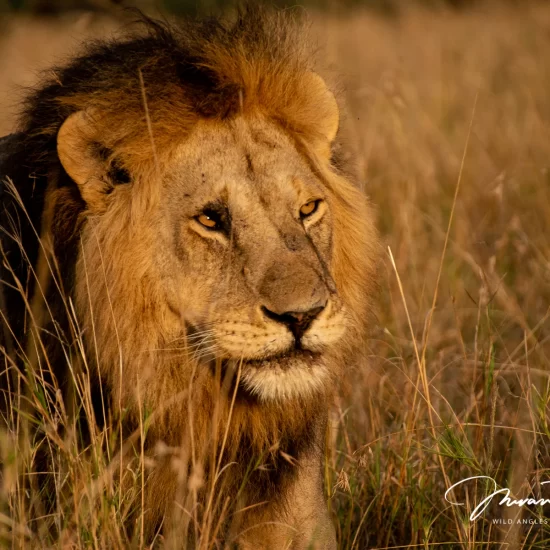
[262,305,325,342]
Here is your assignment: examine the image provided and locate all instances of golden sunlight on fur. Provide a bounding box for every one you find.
[0,7,379,548]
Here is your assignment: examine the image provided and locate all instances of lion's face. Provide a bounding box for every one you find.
[57,68,376,407]
[152,116,346,400]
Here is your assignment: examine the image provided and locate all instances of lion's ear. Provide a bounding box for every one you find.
[304,72,339,154]
[57,111,129,211]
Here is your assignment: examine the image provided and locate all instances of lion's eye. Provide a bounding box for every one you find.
[300,200,321,219]
[196,210,222,230]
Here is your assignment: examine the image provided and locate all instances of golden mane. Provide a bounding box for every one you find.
[21,8,336,171]
[1,7,380,547]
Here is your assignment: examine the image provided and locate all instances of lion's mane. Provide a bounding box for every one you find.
[0,6,379,543]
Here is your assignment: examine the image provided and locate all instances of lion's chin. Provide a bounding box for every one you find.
[230,350,332,402]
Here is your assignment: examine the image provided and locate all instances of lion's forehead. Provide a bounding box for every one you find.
[166,117,319,207]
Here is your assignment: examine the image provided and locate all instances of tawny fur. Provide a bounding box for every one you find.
[0,7,380,549]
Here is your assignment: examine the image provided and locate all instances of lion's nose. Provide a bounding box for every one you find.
[262,304,325,342]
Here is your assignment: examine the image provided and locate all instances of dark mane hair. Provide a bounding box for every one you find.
[18,7,316,179]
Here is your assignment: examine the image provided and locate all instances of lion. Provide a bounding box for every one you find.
[0,8,379,548]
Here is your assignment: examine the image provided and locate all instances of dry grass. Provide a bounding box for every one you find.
[1,3,550,549]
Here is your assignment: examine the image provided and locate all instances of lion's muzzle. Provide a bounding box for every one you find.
[256,251,329,345]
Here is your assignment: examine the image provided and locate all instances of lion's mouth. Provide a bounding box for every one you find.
[208,340,332,400]
[228,348,331,401]
[238,348,322,370]
[219,347,323,372]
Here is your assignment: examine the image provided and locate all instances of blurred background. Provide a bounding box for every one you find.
[1,0,550,548]
[0,0,529,15]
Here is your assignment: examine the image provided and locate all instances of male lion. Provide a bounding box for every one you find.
[0,8,378,548]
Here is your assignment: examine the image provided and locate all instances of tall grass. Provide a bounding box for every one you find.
[323,4,550,548]
[1,3,550,548]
